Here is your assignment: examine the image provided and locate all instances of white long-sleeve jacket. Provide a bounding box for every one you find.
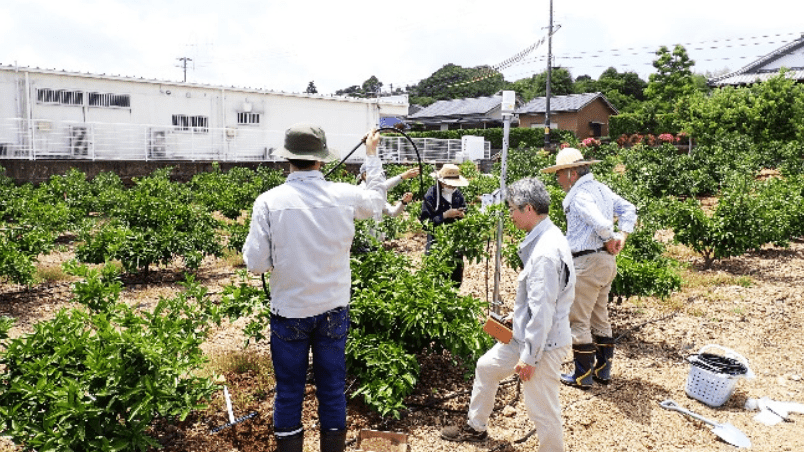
[242,156,385,318]
[359,173,407,217]
[512,218,575,366]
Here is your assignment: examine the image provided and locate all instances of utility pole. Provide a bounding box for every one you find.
[176,57,192,82]
[544,0,553,149]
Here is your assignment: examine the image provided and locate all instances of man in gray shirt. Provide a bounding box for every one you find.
[441,177,574,452]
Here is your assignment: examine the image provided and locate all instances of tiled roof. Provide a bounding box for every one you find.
[709,70,804,87]
[709,34,804,86]
[516,92,617,114]
[408,96,502,119]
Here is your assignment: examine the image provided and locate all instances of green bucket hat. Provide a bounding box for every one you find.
[274,123,339,162]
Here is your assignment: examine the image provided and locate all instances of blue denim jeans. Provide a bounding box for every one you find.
[270,306,349,434]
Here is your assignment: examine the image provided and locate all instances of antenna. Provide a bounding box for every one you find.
[176,57,193,82]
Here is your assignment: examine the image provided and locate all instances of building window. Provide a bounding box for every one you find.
[36,88,84,106]
[172,114,208,133]
[191,116,208,132]
[88,92,131,108]
[237,112,260,125]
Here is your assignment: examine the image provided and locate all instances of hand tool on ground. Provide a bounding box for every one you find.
[210,385,258,434]
[659,399,751,448]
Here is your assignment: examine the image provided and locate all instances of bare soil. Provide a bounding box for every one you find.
[1,233,803,452]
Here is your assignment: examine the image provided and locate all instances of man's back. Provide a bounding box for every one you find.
[243,159,385,318]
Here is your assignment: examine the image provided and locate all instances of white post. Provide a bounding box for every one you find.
[223,386,235,424]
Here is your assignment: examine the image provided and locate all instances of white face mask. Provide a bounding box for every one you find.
[441,186,456,199]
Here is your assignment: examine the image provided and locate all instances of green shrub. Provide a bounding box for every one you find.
[609,112,682,138]
[0,263,219,452]
[681,72,804,145]
[77,169,222,274]
[348,245,494,417]
[612,226,681,300]
[188,163,285,220]
[662,175,771,268]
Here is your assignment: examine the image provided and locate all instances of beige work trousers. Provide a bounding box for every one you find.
[569,252,617,344]
[467,342,569,452]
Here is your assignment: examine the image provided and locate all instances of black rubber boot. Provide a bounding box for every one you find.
[276,431,304,452]
[593,335,616,385]
[560,343,596,389]
[320,429,347,452]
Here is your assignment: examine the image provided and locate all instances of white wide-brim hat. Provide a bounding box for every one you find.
[540,147,601,174]
[431,163,469,187]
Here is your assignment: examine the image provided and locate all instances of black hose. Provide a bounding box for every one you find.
[323,137,367,178]
[324,127,426,208]
[261,273,270,301]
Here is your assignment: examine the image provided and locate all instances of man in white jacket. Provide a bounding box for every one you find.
[242,124,385,452]
[441,177,575,452]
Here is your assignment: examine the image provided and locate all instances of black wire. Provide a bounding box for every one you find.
[323,137,367,178]
[689,353,748,376]
[261,273,270,302]
[375,127,426,208]
[324,127,426,220]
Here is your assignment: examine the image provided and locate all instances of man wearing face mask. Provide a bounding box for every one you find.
[420,164,470,286]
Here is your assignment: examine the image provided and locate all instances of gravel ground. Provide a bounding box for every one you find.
[1,235,803,452]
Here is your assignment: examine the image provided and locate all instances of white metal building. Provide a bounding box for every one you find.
[0,65,409,161]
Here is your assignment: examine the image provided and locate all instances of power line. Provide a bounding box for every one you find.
[512,33,798,68]
[556,32,800,56]
[497,32,801,81]
[416,30,556,93]
[386,31,800,95]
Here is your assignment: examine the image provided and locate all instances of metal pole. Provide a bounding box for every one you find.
[25,71,34,160]
[544,0,553,149]
[221,88,227,161]
[491,113,512,316]
[14,61,22,124]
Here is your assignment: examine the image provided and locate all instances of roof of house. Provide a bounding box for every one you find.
[515,92,618,115]
[709,33,804,87]
[407,95,503,119]
[0,64,408,105]
[408,104,425,116]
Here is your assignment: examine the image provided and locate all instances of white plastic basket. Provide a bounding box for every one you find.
[685,344,755,407]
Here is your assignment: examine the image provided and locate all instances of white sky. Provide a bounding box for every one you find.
[1,0,801,96]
